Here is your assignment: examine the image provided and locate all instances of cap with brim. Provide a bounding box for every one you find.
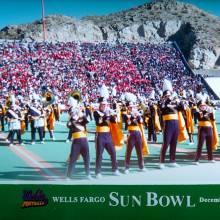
[200,102,206,106]
[197,100,206,107]
[126,101,137,107]
[163,90,172,97]
[98,97,108,104]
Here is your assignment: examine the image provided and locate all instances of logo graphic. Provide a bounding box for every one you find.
[22,189,48,208]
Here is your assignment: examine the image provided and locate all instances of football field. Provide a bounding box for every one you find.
[1,110,220,185]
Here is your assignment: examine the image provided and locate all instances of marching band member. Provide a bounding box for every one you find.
[123,93,147,174]
[52,95,61,122]
[146,90,161,143]
[66,107,74,143]
[121,102,128,130]
[53,103,61,122]
[66,94,77,143]
[44,105,56,141]
[109,99,124,150]
[84,100,93,121]
[157,91,164,129]
[6,95,24,146]
[146,102,157,142]
[66,91,91,179]
[93,85,120,178]
[185,104,195,145]
[24,103,30,131]
[194,97,218,164]
[179,90,194,145]
[28,99,45,144]
[18,102,27,136]
[0,100,6,132]
[188,90,197,125]
[41,91,56,141]
[159,80,184,169]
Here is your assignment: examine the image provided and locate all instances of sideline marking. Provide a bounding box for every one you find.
[0,133,64,180]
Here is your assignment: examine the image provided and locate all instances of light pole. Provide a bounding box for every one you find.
[41,0,46,41]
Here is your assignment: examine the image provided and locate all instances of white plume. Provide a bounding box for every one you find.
[163,79,173,92]
[125,92,137,104]
[68,97,78,108]
[139,95,146,103]
[182,90,186,98]
[196,93,207,103]
[10,94,16,105]
[112,86,117,97]
[149,90,155,100]
[203,93,209,102]
[32,93,41,101]
[120,93,125,101]
[158,90,163,96]
[172,91,178,99]
[17,95,23,101]
[188,90,194,96]
[54,95,59,103]
[99,84,109,99]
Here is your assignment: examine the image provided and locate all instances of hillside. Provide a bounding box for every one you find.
[0,0,220,69]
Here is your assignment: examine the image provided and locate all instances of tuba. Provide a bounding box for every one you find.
[6,94,16,108]
[42,91,55,107]
[5,97,12,108]
[69,90,81,102]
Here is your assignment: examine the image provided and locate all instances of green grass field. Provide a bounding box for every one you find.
[0,110,220,183]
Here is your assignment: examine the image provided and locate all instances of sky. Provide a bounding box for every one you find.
[0,0,219,29]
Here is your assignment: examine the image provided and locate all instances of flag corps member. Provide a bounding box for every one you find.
[194,97,218,164]
[93,85,120,178]
[66,91,91,179]
[159,79,184,169]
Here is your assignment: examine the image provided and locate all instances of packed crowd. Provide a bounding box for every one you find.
[0,41,205,103]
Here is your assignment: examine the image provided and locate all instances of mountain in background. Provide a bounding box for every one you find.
[0,0,220,69]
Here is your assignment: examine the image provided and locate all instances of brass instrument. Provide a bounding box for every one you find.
[5,94,16,108]
[42,91,55,107]
[69,90,81,102]
[5,97,12,108]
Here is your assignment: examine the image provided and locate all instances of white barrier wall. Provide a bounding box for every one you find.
[205,77,220,98]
